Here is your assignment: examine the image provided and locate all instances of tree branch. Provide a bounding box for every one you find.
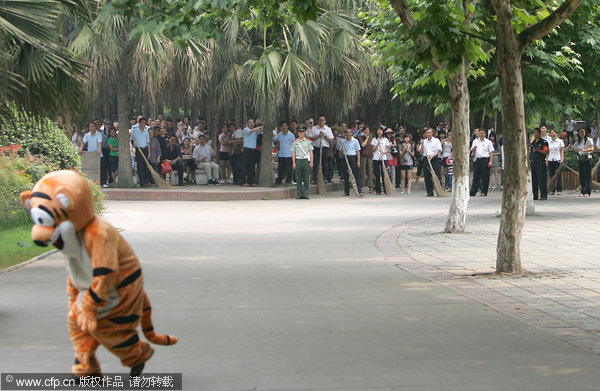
[517,0,584,51]
[463,31,497,46]
[388,0,442,69]
[389,0,415,30]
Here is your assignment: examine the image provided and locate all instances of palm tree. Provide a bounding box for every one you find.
[69,8,210,186]
[205,3,388,186]
[0,0,88,118]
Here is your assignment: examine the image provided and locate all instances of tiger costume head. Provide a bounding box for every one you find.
[20,170,95,249]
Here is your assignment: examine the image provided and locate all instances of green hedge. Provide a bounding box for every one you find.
[0,111,80,170]
[0,156,35,227]
[0,150,103,228]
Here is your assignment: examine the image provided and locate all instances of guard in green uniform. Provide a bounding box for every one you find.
[291,127,314,199]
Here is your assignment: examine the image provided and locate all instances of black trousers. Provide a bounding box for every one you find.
[326,155,334,181]
[424,157,441,196]
[337,154,347,182]
[531,159,548,199]
[373,159,386,194]
[276,157,293,184]
[312,146,328,181]
[135,147,150,187]
[470,157,491,196]
[230,153,242,184]
[172,160,184,185]
[548,160,562,192]
[579,159,592,195]
[241,148,258,185]
[343,155,361,195]
[335,154,345,179]
[100,148,111,185]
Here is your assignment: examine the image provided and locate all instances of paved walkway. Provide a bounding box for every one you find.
[378,194,600,354]
[2,190,600,390]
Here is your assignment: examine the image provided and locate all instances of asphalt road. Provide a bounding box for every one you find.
[2,192,599,391]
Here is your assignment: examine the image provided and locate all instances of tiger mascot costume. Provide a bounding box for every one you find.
[19,170,177,377]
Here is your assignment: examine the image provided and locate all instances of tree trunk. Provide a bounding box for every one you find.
[526,169,535,215]
[117,55,134,187]
[258,120,274,187]
[493,0,528,274]
[94,84,103,120]
[444,62,471,233]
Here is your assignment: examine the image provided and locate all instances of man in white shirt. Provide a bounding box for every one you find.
[274,121,296,185]
[79,121,103,156]
[193,135,220,185]
[470,129,495,196]
[307,115,334,184]
[131,118,152,188]
[340,128,362,196]
[418,128,442,197]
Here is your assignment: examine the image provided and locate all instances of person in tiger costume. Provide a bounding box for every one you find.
[19,170,177,377]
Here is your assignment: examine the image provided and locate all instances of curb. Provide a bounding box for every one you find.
[102,182,345,201]
[0,249,58,275]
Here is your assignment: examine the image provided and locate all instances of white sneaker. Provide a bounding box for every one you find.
[219,180,225,184]
[407,191,411,195]
[400,191,404,195]
[102,184,108,188]
[292,181,297,185]
[227,179,234,184]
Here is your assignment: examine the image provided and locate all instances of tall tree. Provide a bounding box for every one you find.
[491,0,584,273]
[69,6,209,186]
[110,0,383,187]
[366,0,491,232]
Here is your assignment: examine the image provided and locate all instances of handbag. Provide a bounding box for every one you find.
[387,156,398,167]
[160,161,173,175]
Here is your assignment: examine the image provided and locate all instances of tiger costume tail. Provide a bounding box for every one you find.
[141,292,178,346]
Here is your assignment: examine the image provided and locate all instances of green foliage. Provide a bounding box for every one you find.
[362,1,492,111]
[0,145,103,227]
[0,0,88,119]
[108,0,320,42]
[86,176,106,214]
[0,110,81,170]
[0,154,36,227]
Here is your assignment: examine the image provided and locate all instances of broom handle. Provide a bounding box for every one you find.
[137,146,152,167]
[319,135,323,170]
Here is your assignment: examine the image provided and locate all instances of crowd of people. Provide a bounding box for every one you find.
[60,114,598,198]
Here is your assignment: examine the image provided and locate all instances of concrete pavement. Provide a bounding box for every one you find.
[1,190,599,390]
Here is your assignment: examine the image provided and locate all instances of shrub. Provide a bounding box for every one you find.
[0,155,34,227]
[0,146,104,226]
[0,109,81,170]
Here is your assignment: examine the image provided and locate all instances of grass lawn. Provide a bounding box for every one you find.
[0,225,51,270]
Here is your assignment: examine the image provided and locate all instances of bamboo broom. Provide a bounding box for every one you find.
[343,152,362,197]
[137,147,173,189]
[546,161,563,193]
[383,161,396,195]
[427,158,447,197]
[317,137,327,194]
